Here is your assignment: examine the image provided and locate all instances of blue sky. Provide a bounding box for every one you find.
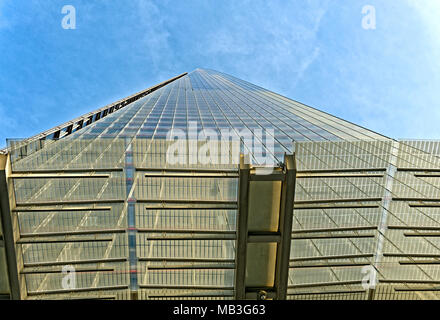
[0,0,439,148]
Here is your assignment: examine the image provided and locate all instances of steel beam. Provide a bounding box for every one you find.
[10,174,110,179]
[144,173,238,179]
[16,237,113,244]
[293,204,379,210]
[290,262,370,268]
[61,296,116,300]
[393,197,440,202]
[139,285,234,290]
[297,168,387,174]
[27,285,128,296]
[294,198,382,205]
[145,205,238,210]
[383,253,440,258]
[148,294,234,298]
[138,257,234,263]
[381,279,440,284]
[12,207,111,212]
[20,229,125,237]
[292,226,377,233]
[146,264,235,270]
[15,199,124,206]
[291,234,375,240]
[399,260,440,265]
[290,254,374,262]
[397,168,440,172]
[404,232,440,237]
[12,168,123,174]
[394,287,440,292]
[136,229,235,235]
[297,173,384,178]
[21,267,114,274]
[136,167,238,174]
[24,257,126,267]
[137,199,237,205]
[288,280,363,289]
[288,290,366,296]
[409,203,440,208]
[388,226,440,231]
[142,235,236,241]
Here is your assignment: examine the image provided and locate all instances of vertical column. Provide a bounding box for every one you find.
[275,153,296,300]
[124,142,138,300]
[0,154,22,299]
[235,154,250,299]
[234,153,296,300]
[370,140,399,300]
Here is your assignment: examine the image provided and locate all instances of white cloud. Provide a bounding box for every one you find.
[407,0,440,55]
[201,0,329,92]
[132,0,174,77]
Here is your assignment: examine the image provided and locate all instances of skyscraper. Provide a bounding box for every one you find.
[1,69,440,300]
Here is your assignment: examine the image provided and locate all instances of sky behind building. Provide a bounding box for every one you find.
[0,0,439,148]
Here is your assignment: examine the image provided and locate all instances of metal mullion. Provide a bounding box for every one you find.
[198,72,280,164]
[200,72,306,156]
[291,180,373,286]
[226,72,379,141]
[3,73,187,158]
[292,146,410,259]
[30,110,143,293]
[191,73,256,163]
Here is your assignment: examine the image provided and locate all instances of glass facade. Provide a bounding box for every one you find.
[2,69,440,300]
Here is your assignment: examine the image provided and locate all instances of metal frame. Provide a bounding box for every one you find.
[234,153,296,300]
